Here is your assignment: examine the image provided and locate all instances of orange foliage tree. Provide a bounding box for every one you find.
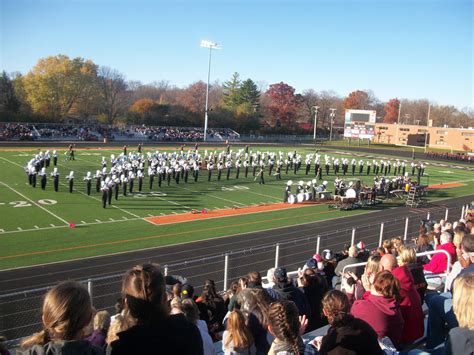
[383,98,400,123]
[343,90,370,110]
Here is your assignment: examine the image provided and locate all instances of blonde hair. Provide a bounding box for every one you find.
[268,301,300,354]
[365,255,382,274]
[106,310,136,344]
[398,247,417,267]
[224,310,253,349]
[453,230,466,249]
[93,310,110,331]
[21,281,92,348]
[453,273,474,329]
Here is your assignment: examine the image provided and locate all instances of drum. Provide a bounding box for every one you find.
[297,193,305,203]
[288,194,296,204]
[304,192,311,201]
[345,188,357,199]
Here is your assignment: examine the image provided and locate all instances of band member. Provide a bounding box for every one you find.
[68,144,75,160]
[305,157,311,175]
[175,164,181,184]
[137,170,144,192]
[257,167,265,184]
[83,171,92,195]
[325,160,330,176]
[235,160,241,179]
[366,160,371,175]
[184,164,190,183]
[193,161,199,182]
[39,167,47,190]
[123,145,128,155]
[137,143,142,153]
[50,167,59,192]
[53,150,58,166]
[284,180,292,202]
[101,181,108,208]
[217,161,223,181]
[44,150,51,168]
[351,159,356,176]
[95,170,102,192]
[411,162,416,176]
[129,171,135,193]
[275,161,282,180]
[66,171,74,193]
[252,160,258,177]
[101,156,107,168]
[225,160,232,180]
[402,162,406,176]
[285,156,290,175]
[111,176,119,202]
[121,174,128,196]
[358,159,364,175]
[207,161,213,182]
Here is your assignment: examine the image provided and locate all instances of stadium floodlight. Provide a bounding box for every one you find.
[313,106,319,140]
[200,40,221,141]
[329,108,336,141]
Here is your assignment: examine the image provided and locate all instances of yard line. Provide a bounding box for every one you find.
[109,218,115,221]
[0,229,4,233]
[95,219,101,223]
[0,156,142,219]
[122,216,128,220]
[181,186,246,206]
[81,221,86,224]
[17,227,22,231]
[172,212,178,215]
[34,225,39,229]
[0,180,69,225]
[50,224,55,227]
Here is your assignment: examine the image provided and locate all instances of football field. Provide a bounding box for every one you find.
[1,145,473,270]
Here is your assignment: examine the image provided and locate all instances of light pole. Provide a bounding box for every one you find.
[200,40,220,142]
[396,101,402,144]
[313,106,319,140]
[329,108,336,141]
[424,103,431,152]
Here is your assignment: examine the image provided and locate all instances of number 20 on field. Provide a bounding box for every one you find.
[0,199,58,208]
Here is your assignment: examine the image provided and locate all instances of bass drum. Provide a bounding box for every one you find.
[288,194,296,204]
[304,192,312,201]
[297,193,305,203]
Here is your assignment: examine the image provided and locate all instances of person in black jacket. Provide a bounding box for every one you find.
[272,267,310,317]
[314,290,383,355]
[108,264,203,355]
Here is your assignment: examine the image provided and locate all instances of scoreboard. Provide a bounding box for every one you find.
[344,109,376,139]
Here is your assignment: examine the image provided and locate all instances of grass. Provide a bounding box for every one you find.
[1,145,473,270]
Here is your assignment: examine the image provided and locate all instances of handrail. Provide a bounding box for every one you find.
[342,249,453,292]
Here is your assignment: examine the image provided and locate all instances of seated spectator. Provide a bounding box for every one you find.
[181,299,215,355]
[272,267,310,317]
[356,241,370,261]
[446,233,473,291]
[381,253,424,344]
[247,271,280,301]
[267,300,316,354]
[18,281,103,355]
[263,268,275,289]
[222,310,256,355]
[237,288,271,354]
[398,246,427,303]
[355,254,382,300]
[314,290,383,354]
[321,249,336,286]
[333,246,364,289]
[226,281,240,312]
[423,232,457,287]
[87,310,111,350]
[415,233,434,264]
[382,239,392,255]
[390,237,404,256]
[107,264,203,354]
[106,310,135,346]
[196,279,227,338]
[345,270,405,348]
[444,272,474,355]
[297,267,329,331]
[182,284,209,325]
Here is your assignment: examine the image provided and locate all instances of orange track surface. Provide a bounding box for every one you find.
[426,182,465,190]
[145,201,326,225]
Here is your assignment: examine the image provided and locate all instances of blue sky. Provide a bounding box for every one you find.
[1,0,472,109]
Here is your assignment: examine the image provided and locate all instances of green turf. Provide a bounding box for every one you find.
[1,145,473,269]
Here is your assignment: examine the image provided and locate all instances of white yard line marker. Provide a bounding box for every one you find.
[50,224,55,227]
[81,221,86,224]
[109,218,115,221]
[17,227,23,231]
[122,216,128,220]
[95,219,101,223]
[223,206,230,209]
[0,229,4,233]
[34,225,39,229]
[0,180,69,225]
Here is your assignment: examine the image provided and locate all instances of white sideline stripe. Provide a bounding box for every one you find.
[0,180,69,225]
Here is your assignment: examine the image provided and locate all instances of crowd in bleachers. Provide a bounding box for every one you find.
[425,151,473,163]
[2,212,473,355]
[0,123,240,142]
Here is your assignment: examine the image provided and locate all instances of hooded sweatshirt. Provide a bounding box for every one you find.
[423,242,456,274]
[350,294,404,348]
[392,265,424,343]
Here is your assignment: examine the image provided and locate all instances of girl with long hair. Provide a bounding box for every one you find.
[222,310,256,355]
[19,281,103,354]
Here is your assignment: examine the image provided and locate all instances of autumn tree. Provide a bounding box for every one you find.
[383,98,400,123]
[22,55,98,121]
[264,82,300,128]
[343,90,371,110]
[97,66,129,123]
[176,81,207,113]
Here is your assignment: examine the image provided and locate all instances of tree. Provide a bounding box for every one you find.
[383,98,400,124]
[22,55,98,121]
[222,72,241,110]
[264,82,300,128]
[176,81,207,113]
[0,71,21,113]
[98,66,129,123]
[343,90,371,110]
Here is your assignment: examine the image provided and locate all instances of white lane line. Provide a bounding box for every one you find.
[0,180,69,225]
[148,214,154,217]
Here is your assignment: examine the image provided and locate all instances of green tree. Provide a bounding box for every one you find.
[22,55,98,121]
[0,71,21,113]
[238,78,260,113]
[222,72,241,110]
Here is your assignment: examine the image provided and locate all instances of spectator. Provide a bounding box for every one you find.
[87,310,111,350]
[237,288,271,354]
[321,249,336,287]
[226,281,240,312]
[356,255,382,300]
[424,232,457,287]
[382,240,392,255]
[345,271,405,348]
[222,310,256,355]
[181,299,216,355]
[333,246,364,289]
[390,237,404,256]
[315,290,383,355]
[196,279,227,338]
[110,298,124,323]
[272,267,310,317]
[107,263,203,355]
[247,271,280,301]
[398,246,427,303]
[415,234,434,264]
[444,272,474,355]
[263,268,275,289]
[446,233,473,291]
[18,281,103,355]
[381,253,424,344]
[182,284,210,325]
[267,300,316,354]
[297,267,329,331]
[106,310,135,345]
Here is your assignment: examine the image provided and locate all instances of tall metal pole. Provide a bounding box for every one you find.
[313,106,319,140]
[396,101,402,144]
[424,103,430,152]
[329,108,336,141]
[204,47,212,142]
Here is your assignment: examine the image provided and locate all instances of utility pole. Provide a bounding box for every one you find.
[329,108,336,141]
[313,106,319,140]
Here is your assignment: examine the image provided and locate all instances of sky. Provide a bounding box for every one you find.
[1,0,473,109]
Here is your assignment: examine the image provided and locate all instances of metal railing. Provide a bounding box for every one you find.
[0,204,469,346]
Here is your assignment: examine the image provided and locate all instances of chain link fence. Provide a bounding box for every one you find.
[1,204,466,346]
